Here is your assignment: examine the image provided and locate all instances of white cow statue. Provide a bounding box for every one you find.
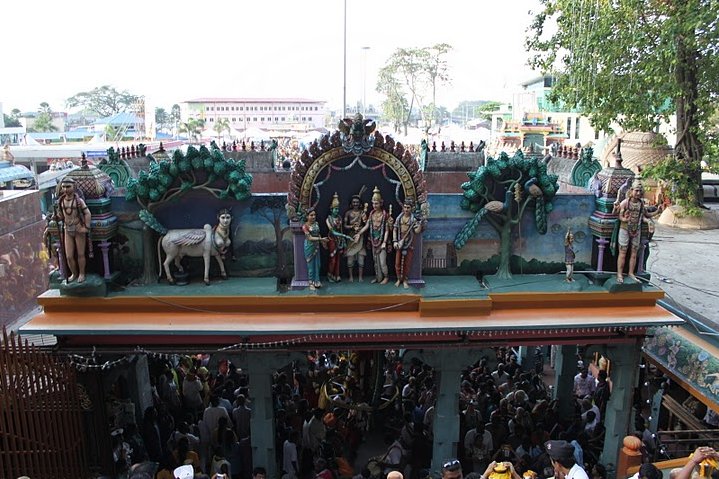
[157,209,232,285]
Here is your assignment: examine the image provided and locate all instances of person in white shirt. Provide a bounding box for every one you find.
[492,364,510,387]
[573,369,595,398]
[282,431,299,479]
[545,440,589,479]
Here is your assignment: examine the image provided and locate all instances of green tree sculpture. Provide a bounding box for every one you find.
[126,143,253,232]
[454,151,559,279]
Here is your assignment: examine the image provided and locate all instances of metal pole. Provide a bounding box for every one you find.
[343,0,347,119]
[362,46,370,116]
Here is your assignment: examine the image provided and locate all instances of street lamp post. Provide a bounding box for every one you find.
[362,46,370,116]
[343,0,347,119]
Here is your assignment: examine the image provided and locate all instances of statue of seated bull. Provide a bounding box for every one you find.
[157,209,232,285]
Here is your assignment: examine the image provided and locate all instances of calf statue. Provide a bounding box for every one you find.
[157,209,232,285]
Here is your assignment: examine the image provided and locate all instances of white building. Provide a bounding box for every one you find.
[492,75,677,157]
[181,98,327,133]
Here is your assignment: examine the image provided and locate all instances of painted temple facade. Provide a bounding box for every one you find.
[7,119,692,478]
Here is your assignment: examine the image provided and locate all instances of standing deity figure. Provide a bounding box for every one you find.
[343,193,368,282]
[615,179,663,284]
[56,177,92,283]
[392,198,425,289]
[564,229,576,282]
[360,186,393,285]
[303,208,328,290]
[326,193,351,283]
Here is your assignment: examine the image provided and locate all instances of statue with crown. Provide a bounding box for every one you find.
[611,177,664,284]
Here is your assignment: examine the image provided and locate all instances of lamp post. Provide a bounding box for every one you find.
[342,0,347,119]
[361,46,370,116]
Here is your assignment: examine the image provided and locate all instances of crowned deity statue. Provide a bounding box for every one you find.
[326,193,352,283]
[303,208,328,290]
[392,198,425,288]
[56,177,92,283]
[359,187,393,285]
[613,178,663,283]
[343,191,368,282]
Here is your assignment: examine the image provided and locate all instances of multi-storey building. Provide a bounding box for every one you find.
[181,98,327,132]
[491,75,677,156]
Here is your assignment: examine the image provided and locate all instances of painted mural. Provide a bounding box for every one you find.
[423,192,594,275]
[644,326,719,403]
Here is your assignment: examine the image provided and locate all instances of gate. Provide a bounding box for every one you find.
[0,327,87,479]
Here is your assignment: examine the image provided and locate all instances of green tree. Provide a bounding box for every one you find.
[213,118,231,138]
[454,151,559,279]
[3,114,20,128]
[526,0,719,211]
[66,85,140,118]
[376,66,410,134]
[250,196,292,278]
[179,118,205,143]
[376,44,452,135]
[30,103,58,132]
[170,104,182,134]
[155,107,170,132]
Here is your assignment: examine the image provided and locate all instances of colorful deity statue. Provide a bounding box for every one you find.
[326,193,352,283]
[343,192,368,282]
[614,178,663,283]
[392,198,425,288]
[303,208,328,290]
[359,187,393,285]
[564,229,576,282]
[56,177,92,283]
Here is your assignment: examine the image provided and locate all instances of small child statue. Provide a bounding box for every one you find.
[564,228,576,282]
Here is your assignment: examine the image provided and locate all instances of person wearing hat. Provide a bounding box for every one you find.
[441,459,464,479]
[545,440,589,479]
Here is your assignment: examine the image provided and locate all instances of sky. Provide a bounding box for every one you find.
[1,0,543,115]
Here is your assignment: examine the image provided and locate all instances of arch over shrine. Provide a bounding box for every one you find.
[286,122,428,220]
[286,115,429,289]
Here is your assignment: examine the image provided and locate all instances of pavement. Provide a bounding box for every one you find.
[647,203,719,330]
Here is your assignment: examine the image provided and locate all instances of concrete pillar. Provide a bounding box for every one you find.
[247,358,275,478]
[404,348,483,473]
[553,345,576,419]
[600,341,642,470]
[517,346,531,368]
[127,354,153,423]
[238,351,306,479]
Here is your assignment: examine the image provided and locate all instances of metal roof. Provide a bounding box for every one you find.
[0,162,33,183]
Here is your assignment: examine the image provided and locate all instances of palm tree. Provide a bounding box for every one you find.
[179,118,204,143]
[213,118,231,139]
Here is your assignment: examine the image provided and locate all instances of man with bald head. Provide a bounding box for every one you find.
[388,471,404,479]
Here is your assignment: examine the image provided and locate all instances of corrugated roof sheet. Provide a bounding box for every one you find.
[0,163,34,182]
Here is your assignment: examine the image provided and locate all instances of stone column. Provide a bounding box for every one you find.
[596,237,609,272]
[290,221,309,289]
[552,345,576,419]
[99,240,112,279]
[237,350,306,479]
[404,348,483,473]
[127,354,153,423]
[600,341,642,469]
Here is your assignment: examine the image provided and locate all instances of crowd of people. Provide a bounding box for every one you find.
[103,346,707,479]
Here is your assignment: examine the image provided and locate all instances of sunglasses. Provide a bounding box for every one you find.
[443,460,461,470]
